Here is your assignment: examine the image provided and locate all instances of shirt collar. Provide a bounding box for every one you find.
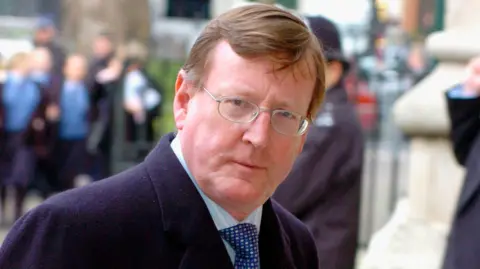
[64,80,84,90]
[7,72,26,85]
[170,135,262,232]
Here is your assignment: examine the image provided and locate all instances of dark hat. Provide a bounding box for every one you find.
[306,15,350,72]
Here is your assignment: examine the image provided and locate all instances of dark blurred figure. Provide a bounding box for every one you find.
[0,52,51,222]
[48,55,92,191]
[29,47,63,198]
[87,32,117,86]
[86,32,122,180]
[32,17,66,76]
[443,56,480,269]
[273,15,364,269]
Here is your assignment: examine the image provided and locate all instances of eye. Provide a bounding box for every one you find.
[278,110,295,119]
[225,98,249,107]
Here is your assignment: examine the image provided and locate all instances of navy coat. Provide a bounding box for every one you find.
[0,133,318,269]
[443,90,480,269]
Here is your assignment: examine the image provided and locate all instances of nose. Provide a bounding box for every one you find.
[242,111,271,148]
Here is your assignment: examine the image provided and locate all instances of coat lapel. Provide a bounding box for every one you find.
[259,200,296,269]
[0,83,4,133]
[458,161,480,214]
[144,133,233,269]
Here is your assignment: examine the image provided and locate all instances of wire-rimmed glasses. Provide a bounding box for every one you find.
[203,87,310,136]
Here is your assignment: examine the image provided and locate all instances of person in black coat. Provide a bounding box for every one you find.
[29,47,63,198]
[0,4,326,268]
[273,15,365,269]
[443,56,480,269]
[85,32,122,180]
[32,17,66,77]
[47,55,93,192]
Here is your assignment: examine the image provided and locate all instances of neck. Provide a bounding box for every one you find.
[229,210,250,222]
[212,195,262,222]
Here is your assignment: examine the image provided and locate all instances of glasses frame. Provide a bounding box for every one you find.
[202,87,310,136]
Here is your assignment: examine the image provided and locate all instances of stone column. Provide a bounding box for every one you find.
[360,0,480,268]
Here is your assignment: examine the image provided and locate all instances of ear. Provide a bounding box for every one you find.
[173,69,193,131]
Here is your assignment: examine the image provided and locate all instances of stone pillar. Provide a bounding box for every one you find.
[360,0,480,268]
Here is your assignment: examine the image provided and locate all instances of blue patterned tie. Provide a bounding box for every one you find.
[220,223,260,269]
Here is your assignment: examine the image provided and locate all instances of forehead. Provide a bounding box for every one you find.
[205,41,315,110]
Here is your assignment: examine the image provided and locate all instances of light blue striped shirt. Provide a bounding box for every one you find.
[170,136,263,265]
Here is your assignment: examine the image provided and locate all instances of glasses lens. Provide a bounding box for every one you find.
[218,98,258,122]
[272,110,308,136]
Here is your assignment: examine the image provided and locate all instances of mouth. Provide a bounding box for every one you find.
[233,160,265,170]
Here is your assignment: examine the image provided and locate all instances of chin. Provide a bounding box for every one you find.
[218,179,267,206]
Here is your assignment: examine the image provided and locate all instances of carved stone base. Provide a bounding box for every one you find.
[360,199,449,269]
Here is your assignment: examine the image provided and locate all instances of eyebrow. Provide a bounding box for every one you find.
[216,85,304,114]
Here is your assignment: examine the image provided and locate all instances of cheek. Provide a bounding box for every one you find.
[269,140,302,183]
[182,106,240,163]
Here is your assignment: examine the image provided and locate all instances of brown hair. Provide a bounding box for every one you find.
[182,3,327,119]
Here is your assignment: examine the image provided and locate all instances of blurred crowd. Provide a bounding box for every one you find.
[0,17,163,223]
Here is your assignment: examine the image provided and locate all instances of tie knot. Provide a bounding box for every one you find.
[220,223,259,265]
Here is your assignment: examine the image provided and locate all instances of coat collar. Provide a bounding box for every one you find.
[144,133,296,268]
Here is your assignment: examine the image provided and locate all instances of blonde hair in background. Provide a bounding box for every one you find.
[183,4,326,119]
[6,52,30,70]
[0,54,5,70]
[0,54,6,82]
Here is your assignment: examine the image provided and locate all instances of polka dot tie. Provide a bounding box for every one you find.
[219,223,260,269]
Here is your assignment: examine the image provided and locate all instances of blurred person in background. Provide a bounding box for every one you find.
[88,32,119,86]
[0,52,50,222]
[122,41,163,144]
[29,47,62,198]
[86,32,123,179]
[32,17,66,76]
[123,56,162,143]
[49,55,91,192]
[30,47,53,87]
[274,15,364,269]
[443,56,480,269]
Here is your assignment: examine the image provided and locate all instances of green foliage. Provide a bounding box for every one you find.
[145,60,184,137]
[246,0,297,8]
[276,0,297,9]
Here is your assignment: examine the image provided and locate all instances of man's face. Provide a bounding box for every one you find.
[173,41,315,218]
[93,37,113,58]
[34,27,55,44]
